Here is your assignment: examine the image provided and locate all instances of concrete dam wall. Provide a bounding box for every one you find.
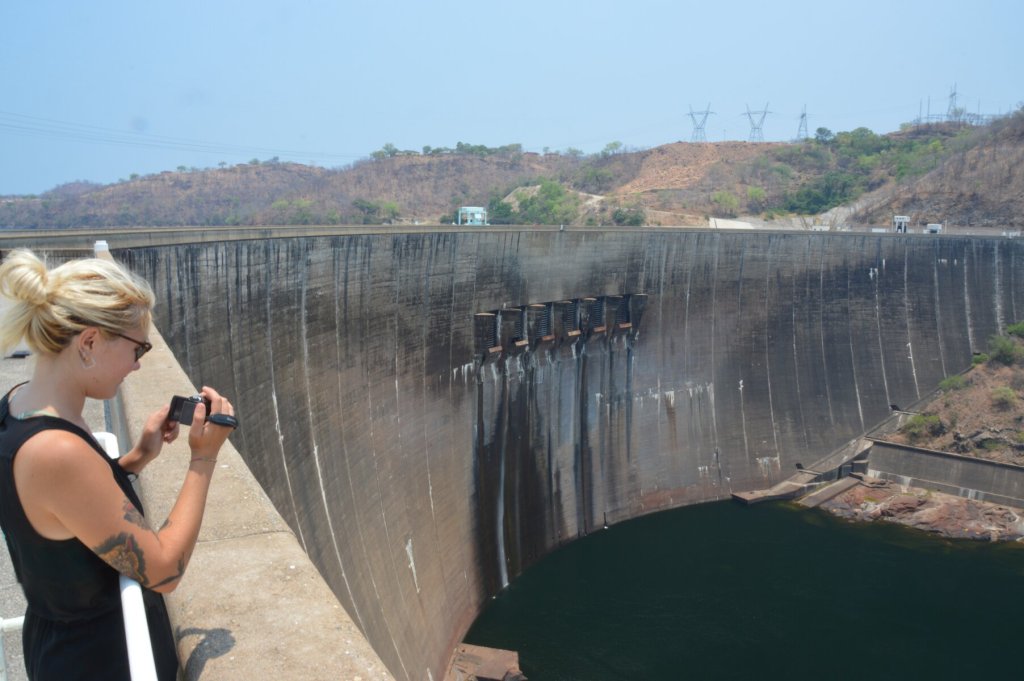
[117,230,1023,681]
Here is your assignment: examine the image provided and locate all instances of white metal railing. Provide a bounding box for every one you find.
[0,614,25,681]
[94,431,159,681]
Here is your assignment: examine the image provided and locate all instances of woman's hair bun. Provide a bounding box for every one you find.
[0,249,50,307]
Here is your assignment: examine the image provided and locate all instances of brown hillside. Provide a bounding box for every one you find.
[3,111,1023,228]
[615,141,782,195]
[0,153,578,228]
[851,113,1024,229]
[337,153,576,218]
[883,357,1024,468]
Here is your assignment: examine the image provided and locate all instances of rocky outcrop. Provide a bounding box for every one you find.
[822,478,1024,542]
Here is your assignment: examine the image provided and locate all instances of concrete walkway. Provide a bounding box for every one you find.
[796,476,862,508]
[733,438,874,506]
[731,470,822,504]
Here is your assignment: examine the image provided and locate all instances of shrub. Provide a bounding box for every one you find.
[611,206,645,226]
[1007,321,1024,337]
[486,197,515,225]
[516,179,579,225]
[972,353,990,365]
[901,414,945,442]
[746,186,767,212]
[711,191,739,217]
[938,375,968,391]
[991,386,1018,410]
[574,166,615,193]
[989,335,1024,365]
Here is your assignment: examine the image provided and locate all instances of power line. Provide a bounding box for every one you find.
[0,110,364,164]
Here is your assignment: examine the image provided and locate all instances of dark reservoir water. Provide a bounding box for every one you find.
[464,500,1024,680]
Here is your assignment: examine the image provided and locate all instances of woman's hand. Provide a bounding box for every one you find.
[188,386,235,461]
[120,404,180,474]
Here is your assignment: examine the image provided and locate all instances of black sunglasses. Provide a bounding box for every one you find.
[111,332,153,361]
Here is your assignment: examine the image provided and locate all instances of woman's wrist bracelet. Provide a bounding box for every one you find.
[190,456,218,464]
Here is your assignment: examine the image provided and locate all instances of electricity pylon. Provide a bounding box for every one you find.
[743,103,771,142]
[688,104,714,142]
[797,105,809,141]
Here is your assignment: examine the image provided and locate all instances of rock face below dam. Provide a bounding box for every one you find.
[119,230,1023,681]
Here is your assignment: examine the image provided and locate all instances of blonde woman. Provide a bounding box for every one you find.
[0,249,236,681]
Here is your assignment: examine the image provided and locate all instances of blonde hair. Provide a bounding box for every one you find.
[0,249,155,356]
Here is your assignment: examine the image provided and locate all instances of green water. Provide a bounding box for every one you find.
[464,501,1024,680]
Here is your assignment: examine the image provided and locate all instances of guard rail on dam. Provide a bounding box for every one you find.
[5,227,1022,680]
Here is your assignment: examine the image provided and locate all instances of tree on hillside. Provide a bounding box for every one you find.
[486,197,515,224]
[711,190,739,217]
[814,127,835,145]
[601,141,623,157]
[746,186,767,212]
[783,171,857,214]
[611,205,645,226]
[379,201,400,223]
[270,198,315,224]
[352,197,382,223]
[574,165,615,193]
[516,179,579,225]
[371,143,400,160]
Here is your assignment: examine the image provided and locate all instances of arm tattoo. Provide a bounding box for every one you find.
[93,532,148,584]
[149,556,186,589]
[121,499,149,530]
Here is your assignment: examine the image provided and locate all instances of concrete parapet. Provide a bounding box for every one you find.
[0,224,699,251]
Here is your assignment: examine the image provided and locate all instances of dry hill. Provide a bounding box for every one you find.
[3,109,1023,229]
[1,152,577,228]
[850,114,1024,229]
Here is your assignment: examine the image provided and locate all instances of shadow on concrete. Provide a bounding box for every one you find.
[177,626,235,678]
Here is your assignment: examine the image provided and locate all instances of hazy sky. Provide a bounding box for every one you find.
[2,0,1021,195]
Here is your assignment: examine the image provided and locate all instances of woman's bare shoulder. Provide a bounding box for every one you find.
[15,426,108,479]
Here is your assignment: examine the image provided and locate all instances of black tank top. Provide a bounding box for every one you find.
[0,384,179,680]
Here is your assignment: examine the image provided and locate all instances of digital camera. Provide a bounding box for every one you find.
[168,394,212,426]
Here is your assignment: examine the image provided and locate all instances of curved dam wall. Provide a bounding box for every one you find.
[117,230,1023,681]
